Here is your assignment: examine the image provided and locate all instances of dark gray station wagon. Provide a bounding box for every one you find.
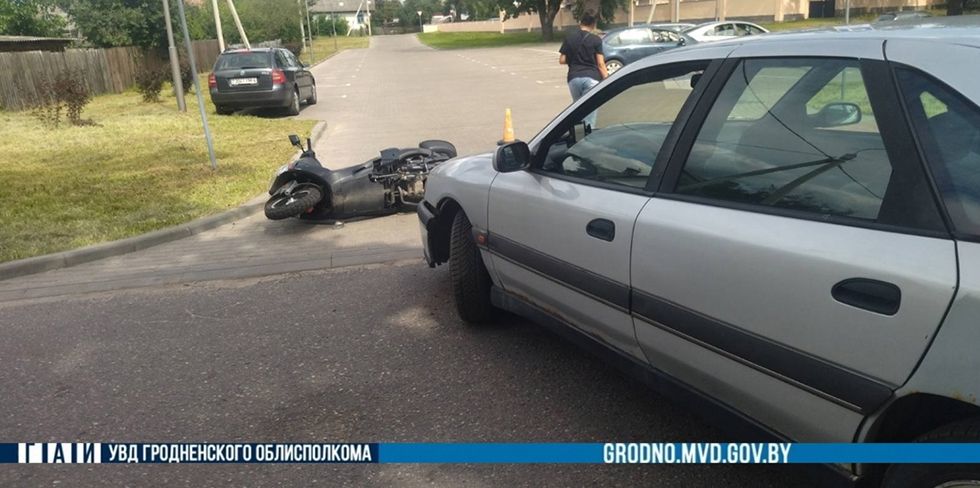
[208,47,317,116]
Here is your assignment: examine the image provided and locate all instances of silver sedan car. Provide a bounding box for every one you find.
[419,18,980,488]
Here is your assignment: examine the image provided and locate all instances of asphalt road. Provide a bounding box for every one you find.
[296,35,572,168]
[0,262,813,486]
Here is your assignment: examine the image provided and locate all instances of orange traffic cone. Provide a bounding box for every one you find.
[499,108,515,145]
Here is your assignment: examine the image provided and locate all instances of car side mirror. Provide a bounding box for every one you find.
[813,102,862,127]
[493,141,531,173]
[288,134,302,148]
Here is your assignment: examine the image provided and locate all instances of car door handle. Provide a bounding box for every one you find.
[832,278,901,316]
[586,219,615,242]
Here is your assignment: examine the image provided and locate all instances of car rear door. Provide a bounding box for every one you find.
[630,41,958,441]
[284,49,314,98]
[487,58,717,361]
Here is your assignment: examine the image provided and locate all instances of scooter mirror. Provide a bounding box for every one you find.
[288,134,302,148]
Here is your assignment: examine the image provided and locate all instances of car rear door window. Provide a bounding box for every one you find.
[673,58,893,221]
[539,62,707,189]
[284,50,302,68]
[275,50,290,68]
[896,67,980,237]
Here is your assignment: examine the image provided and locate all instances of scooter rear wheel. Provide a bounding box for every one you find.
[264,186,323,220]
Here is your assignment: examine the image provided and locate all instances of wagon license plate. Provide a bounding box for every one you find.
[229,77,258,87]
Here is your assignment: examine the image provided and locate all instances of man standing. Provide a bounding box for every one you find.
[558,9,608,127]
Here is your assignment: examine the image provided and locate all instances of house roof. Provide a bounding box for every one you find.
[309,0,363,14]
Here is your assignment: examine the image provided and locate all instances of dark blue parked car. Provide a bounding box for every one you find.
[601,25,695,74]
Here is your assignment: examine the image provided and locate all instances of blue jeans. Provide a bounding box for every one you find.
[568,77,600,128]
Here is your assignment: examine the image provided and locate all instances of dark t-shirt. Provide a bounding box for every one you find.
[559,29,603,82]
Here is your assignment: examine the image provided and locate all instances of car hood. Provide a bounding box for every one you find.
[431,151,493,178]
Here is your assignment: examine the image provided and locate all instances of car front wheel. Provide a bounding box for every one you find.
[449,211,495,324]
[882,418,980,488]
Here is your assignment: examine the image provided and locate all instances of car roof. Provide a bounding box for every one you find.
[686,20,763,29]
[672,15,980,52]
[605,24,687,35]
[220,48,275,55]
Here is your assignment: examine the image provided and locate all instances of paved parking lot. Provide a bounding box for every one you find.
[298,35,572,167]
[0,35,818,486]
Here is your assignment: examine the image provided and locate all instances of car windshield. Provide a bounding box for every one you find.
[681,23,712,33]
[215,52,271,70]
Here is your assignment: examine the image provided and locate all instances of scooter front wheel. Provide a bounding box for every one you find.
[264,186,323,220]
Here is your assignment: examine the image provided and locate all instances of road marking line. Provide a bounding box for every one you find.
[524,48,558,54]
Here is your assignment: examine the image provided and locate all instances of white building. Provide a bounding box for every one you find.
[309,0,372,34]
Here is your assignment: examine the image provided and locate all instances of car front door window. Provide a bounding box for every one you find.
[539,63,707,189]
[674,58,896,221]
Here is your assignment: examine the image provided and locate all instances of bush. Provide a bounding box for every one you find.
[135,64,168,103]
[30,70,92,128]
[178,57,194,94]
[316,15,349,37]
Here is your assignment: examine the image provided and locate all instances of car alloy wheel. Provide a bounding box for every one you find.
[606,59,623,74]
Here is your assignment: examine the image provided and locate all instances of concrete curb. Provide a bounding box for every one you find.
[0,121,328,282]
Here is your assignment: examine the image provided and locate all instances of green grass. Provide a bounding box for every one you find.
[418,31,565,49]
[301,36,370,65]
[0,87,316,263]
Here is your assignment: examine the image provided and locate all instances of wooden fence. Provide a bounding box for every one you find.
[0,39,221,111]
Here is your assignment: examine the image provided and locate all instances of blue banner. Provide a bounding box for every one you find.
[2,442,980,464]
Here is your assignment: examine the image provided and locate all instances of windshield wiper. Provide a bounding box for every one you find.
[679,153,855,192]
[760,153,856,205]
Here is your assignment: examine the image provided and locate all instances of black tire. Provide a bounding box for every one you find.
[419,140,457,159]
[882,417,980,488]
[285,88,301,116]
[307,83,318,105]
[215,105,234,115]
[449,211,495,323]
[264,186,322,220]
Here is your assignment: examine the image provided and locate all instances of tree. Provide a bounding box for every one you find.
[316,14,348,37]
[571,0,626,29]
[58,0,166,47]
[197,0,303,44]
[0,0,67,37]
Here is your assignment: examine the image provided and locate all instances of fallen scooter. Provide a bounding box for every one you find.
[265,135,457,221]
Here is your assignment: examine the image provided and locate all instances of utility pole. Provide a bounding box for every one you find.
[845,0,851,24]
[162,0,186,112]
[211,0,224,51]
[299,2,309,60]
[365,0,372,36]
[332,2,343,51]
[304,0,315,64]
[646,0,657,24]
[175,0,218,170]
[226,0,250,48]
